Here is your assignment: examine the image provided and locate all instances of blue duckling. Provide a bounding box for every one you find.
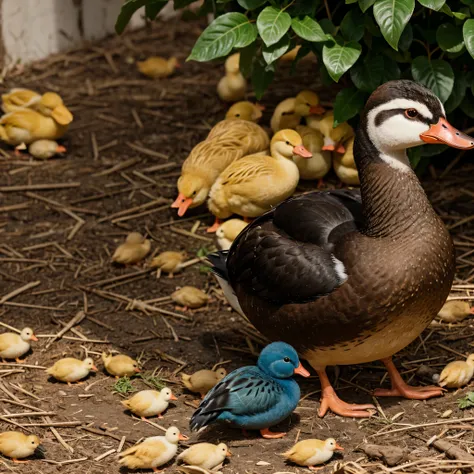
[190,341,310,439]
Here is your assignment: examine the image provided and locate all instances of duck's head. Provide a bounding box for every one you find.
[225,53,240,74]
[324,438,344,452]
[168,57,179,71]
[215,367,227,379]
[466,354,474,366]
[321,114,354,154]
[294,90,325,117]
[20,327,38,342]
[217,442,231,457]
[359,80,474,171]
[271,129,312,159]
[38,93,73,125]
[160,387,178,401]
[27,435,41,450]
[257,341,310,379]
[172,174,209,216]
[125,232,145,244]
[225,101,264,122]
[83,357,98,372]
[165,426,188,443]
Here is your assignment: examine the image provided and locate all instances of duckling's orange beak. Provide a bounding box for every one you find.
[335,443,344,451]
[309,105,325,115]
[91,365,98,372]
[169,393,178,401]
[31,335,38,342]
[256,103,265,111]
[420,118,474,149]
[56,145,67,153]
[134,367,141,373]
[171,193,193,217]
[178,433,189,441]
[294,362,310,377]
[293,145,312,158]
[226,450,232,457]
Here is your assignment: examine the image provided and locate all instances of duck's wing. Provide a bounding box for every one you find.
[211,190,362,305]
[190,366,283,431]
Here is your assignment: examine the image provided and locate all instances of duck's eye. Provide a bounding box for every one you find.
[235,114,240,117]
[285,141,290,145]
[405,108,418,119]
[284,357,290,362]
[32,441,35,444]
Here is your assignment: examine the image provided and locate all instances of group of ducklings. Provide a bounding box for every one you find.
[172,91,358,235]
[0,88,73,159]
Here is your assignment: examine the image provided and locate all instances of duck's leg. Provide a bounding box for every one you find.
[317,369,375,418]
[259,428,286,439]
[374,358,445,399]
[207,218,223,233]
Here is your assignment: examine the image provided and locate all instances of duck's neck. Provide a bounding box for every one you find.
[270,146,290,162]
[354,125,437,238]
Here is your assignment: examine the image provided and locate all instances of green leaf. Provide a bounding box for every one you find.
[411,56,454,103]
[174,0,199,7]
[322,39,362,82]
[380,55,401,81]
[407,146,422,168]
[239,41,258,77]
[252,60,275,99]
[453,10,469,19]
[350,54,385,92]
[359,0,376,11]
[340,9,366,42]
[464,19,474,59]
[145,0,167,19]
[440,4,453,16]
[262,35,290,64]
[291,16,327,42]
[290,44,312,74]
[437,23,464,53]
[346,0,358,3]
[257,6,292,47]
[237,0,267,9]
[373,0,415,50]
[319,18,337,35]
[420,144,448,156]
[417,0,445,10]
[116,0,147,34]
[188,13,256,61]
[399,24,413,51]
[333,87,366,126]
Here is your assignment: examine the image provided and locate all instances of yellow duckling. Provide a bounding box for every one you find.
[0,431,41,463]
[102,353,140,377]
[282,438,344,470]
[438,300,474,323]
[0,327,38,363]
[438,354,474,388]
[172,286,209,310]
[177,443,231,470]
[270,90,325,133]
[112,232,151,265]
[46,357,97,385]
[217,53,247,102]
[216,218,248,250]
[150,251,186,277]
[333,137,359,186]
[317,113,354,154]
[224,101,264,122]
[137,56,179,78]
[294,125,331,184]
[28,140,66,159]
[121,387,177,420]
[118,426,188,472]
[181,367,227,398]
[207,129,312,231]
[2,88,40,113]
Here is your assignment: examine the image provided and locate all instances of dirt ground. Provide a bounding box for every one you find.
[1,18,474,474]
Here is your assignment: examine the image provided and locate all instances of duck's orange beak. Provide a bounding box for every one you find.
[171,193,193,217]
[56,145,67,154]
[226,450,232,457]
[91,365,98,372]
[31,335,38,342]
[420,118,474,149]
[294,362,310,377]
[309,105,325,115]
[256,103,265,111]
[169,393,178,401]
[293,145,312,158]
[178,433,189,441]
[335,443,344,451]
[134,367,141,373]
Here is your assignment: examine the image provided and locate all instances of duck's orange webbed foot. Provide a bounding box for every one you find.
[374,358,445,400]
[15,358,25,364]
[12,459,29,464]
[207,218,222,233]
[260,428,286,439]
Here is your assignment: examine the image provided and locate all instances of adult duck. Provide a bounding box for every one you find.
[208,80,474,418]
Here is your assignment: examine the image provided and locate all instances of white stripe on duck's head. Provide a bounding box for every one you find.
[362,80,474,171]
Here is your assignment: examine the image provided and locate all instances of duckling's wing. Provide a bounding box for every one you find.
[190,367,282,431]
[212,190,362,305]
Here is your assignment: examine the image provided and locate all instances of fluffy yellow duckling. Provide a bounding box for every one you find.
[438,354,474,388]
[270,90,325,133]
[333,136,359,186]
[0,431,41,463]
[207,129,312,230]
[217,53,247,102]
[137,56,179,78]
[150,251,186,276]
[28,140,66,159]
[102,353,140,377]
[171,286,209,310]
[118,426,188,472]
[0,327,38,363]
[216,218,248,250]
[224,101,264,122]
[317,113,354,154]
[121,387,177,420]
[181,368,227,397]
[112,232,151,265]
[46,357,97,385]
[438,300,474,323]
[177,443,231,470]
[2,88,40,113]
[282,438,344,470]
[294,125,331,184]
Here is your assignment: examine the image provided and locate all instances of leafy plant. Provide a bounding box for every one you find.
[138,372,166,390]
[458,391,474,409]
[117,0,474,155]
[112,376,137,395]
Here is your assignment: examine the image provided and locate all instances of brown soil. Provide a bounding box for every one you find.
[1,18,474,474]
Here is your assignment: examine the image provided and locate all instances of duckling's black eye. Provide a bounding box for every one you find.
[405,108,418,119]
[284,357,290,362]
[285,141,290,145]
[235,114,240,117]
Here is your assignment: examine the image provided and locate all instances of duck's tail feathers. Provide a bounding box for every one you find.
[207,251,229,281]
[189,406,222,432]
